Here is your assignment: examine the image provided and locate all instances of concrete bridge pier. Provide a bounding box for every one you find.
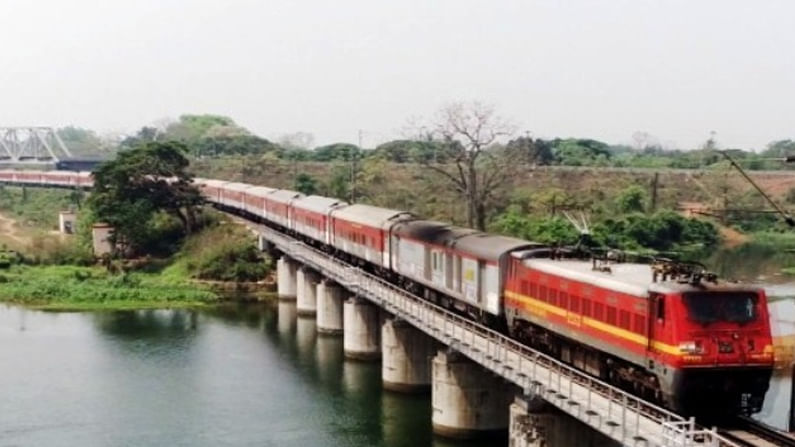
[382,317,435,392]
[509,394,619,447]
[276,257,297,301]
[431,350,512,439]
[316,280,344,335]
[296,268,320,317]
[343,296,381,360]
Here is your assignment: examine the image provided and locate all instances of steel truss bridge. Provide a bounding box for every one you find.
[0,127,73,164]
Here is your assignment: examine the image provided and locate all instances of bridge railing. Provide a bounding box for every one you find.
[259,225,738,447]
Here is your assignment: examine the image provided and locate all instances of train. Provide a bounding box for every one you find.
[0,169,773,417]
[196,178,774,418]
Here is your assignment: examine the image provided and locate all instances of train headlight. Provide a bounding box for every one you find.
[678,341,704,354]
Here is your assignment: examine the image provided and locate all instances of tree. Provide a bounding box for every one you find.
[89,141,202,255]
[312,143,360,162]
[372,139,450,163]
[57,126,109,157]
[615,185,648,214]
[165,114,236,144]
[504,136,554,165]
[762,140,795,159]
[551,138,611,166]
[422,101,516,230]
[294,173,318,195]
[119,127,159,149]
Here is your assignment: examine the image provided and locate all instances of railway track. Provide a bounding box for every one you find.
[717,417,795,447]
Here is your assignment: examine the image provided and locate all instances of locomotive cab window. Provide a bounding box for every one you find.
[682,292,757,325]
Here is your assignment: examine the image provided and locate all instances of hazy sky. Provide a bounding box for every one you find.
[0,0,793,149]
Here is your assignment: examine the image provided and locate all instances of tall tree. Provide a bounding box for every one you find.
[422,102,516,230]
[89,141,202,255]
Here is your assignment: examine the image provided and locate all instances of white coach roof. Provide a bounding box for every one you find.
[524,259,651,297]
[332,204,411,228]
[245,186,277,198]
[200,179,229,188]
[223,182,253,193]
[268,189,303,204]
[293,195,348,214]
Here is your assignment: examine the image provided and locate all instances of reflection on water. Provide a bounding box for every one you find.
[0,303,495,446]
[702,242,795,283]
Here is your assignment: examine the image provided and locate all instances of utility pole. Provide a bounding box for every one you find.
[650,172,659,212]
[351,130,362,203]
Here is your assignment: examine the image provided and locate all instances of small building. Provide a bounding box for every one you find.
[92,223,114,257]
[58,210,77,234]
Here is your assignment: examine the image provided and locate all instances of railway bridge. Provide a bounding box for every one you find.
[0,172,788,447]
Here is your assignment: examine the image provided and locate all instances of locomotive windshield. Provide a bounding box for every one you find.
[682,292,758,325]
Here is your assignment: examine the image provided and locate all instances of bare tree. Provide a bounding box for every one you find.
[423,101,516,230]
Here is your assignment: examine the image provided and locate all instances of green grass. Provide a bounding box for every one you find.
[0,264,217,311]
[0,217,273,311]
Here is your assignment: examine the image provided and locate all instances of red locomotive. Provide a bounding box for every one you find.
[504,252,773,415]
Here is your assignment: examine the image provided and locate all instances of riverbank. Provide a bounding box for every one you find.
[0,265,219,311]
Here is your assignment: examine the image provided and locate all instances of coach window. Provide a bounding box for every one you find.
[539,285,548,302]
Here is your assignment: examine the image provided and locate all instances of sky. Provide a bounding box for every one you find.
[0,0,793,150]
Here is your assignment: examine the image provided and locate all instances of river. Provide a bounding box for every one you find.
[0,303,496,447]
[2,292,795,445]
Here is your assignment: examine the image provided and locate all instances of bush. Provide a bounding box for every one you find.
[195,242,269,282]
[163,218,272,283]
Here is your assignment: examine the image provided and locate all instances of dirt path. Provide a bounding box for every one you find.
[0,212,31,247]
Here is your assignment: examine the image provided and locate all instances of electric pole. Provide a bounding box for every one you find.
[351,130,362,203]
[650,172,659,212]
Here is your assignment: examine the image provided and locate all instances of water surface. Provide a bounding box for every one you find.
[0,303,491,447]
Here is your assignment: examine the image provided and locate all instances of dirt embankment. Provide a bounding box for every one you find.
[0,213,31,248]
